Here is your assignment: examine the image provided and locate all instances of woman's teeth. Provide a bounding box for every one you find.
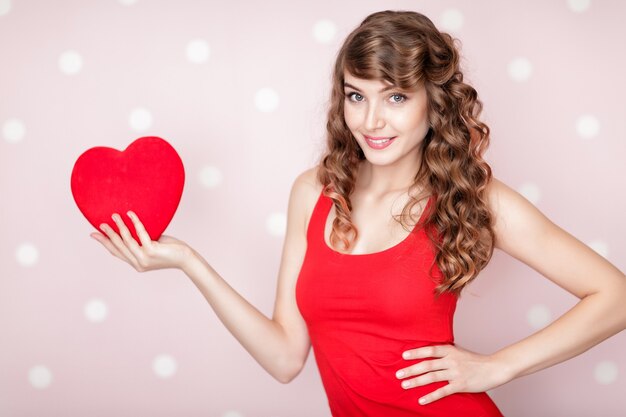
[364,136,396,149]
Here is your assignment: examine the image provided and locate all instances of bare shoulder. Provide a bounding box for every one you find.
[484,176,625,299]
[269,166,323,372]
[484,176,547,251]
[294,165,322,192]
[291,165,323,231]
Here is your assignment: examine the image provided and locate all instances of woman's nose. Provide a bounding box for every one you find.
[364,103,385,130]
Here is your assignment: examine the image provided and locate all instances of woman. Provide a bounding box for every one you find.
[91,10,626,417]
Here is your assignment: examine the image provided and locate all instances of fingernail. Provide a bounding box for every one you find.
[396,370,404,378]
[402,381,410,388]
[403,351,410,359]
[419,398,427,405]
[127,211,133,218]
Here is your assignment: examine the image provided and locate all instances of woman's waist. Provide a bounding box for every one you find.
[309,325,454,352]
[314,347,500,415]
[311,332,455,372]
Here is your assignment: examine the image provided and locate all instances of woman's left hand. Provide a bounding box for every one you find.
[395,344,512,405]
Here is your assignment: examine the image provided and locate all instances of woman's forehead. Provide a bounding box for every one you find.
[343,72,422,93]
[343,72,394,88]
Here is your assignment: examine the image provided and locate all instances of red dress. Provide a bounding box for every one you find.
[296,189,505,417]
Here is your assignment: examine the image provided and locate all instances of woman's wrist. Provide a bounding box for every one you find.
[179,245,202,274]
[488,349,519,385]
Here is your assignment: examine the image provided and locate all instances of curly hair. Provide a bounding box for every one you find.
[316,10,496,299]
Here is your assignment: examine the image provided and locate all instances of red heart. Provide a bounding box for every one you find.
[71,136,185,244]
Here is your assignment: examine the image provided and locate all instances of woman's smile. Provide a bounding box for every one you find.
[364,135,397,149]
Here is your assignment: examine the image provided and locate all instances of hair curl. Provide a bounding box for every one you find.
[316,10,496,299]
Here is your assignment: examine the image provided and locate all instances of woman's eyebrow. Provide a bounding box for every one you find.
[343,82,396,93]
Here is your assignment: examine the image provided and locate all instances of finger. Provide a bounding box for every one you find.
[126,211,153,247]
[158,234,176,244]
[403,344,451,360]
[400,369,450,390]
[111,213,145,263]
[91,232,131,262]
[100,221,140,266]
[396,358,448,379]
[418,382,457,405]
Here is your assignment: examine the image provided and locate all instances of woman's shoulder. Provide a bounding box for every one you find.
[293,165,324,197]
[484,175,553,251]
[484,175,517,222]
[291,166,324,231]
[484,175,528,216]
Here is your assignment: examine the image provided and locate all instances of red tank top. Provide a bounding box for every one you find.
[296,188,505,417]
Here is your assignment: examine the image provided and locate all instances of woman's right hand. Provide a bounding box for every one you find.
[90,210,193,273]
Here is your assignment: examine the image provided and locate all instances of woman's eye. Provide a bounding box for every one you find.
[346,92,363,102]
[345,92,407,103]
[390,93,407,103]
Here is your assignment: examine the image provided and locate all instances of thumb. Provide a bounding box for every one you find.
[158,235,178,244]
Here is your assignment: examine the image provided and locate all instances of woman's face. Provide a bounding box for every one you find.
[343,71,430,166]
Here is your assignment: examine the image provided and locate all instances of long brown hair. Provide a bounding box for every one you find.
[316,10,495,299]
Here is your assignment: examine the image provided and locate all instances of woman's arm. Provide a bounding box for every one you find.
[93,169,316,383]
[178,170,315,383]
[486,177,626,381]
[394,177,625,406]
[181,245,310,383]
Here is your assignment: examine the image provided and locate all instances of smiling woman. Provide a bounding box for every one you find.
[91,8,626,417]
[342,74,430,163]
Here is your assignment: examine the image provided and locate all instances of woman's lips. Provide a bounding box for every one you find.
[364,135,396,149]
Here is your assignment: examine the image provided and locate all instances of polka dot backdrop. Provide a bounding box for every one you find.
[0,0,624,416]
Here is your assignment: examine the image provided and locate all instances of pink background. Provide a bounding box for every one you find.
[1,0,624,416]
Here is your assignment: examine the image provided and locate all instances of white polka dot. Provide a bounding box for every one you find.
[518,182,541,205]
[588,240,609,258]
[2,118,25,143]
[254,87,279,113]
[266,212,286,237]
[84,298,108,323]
[221,412,244,417]
[507,57,533,82]
[118,0,138,5]
[440,8,464,32]
[186,39,210,63]
[312,19,337,43]
[16,243,39,267]
[0,0,11,17]
[526,304,552,329]
[198,165,223,188]
[567,0,591,13]
[128,107,153,132]
[58,50,83,75]
[153,354,177,378]
[576,114,600,139]
[594,360,618,385]
[28,365,53,389]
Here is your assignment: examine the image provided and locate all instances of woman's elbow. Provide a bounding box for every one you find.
[274,357,306,384]
[275,369,300,384]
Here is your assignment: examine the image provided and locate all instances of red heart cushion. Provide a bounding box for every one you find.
[71,136,185,244]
